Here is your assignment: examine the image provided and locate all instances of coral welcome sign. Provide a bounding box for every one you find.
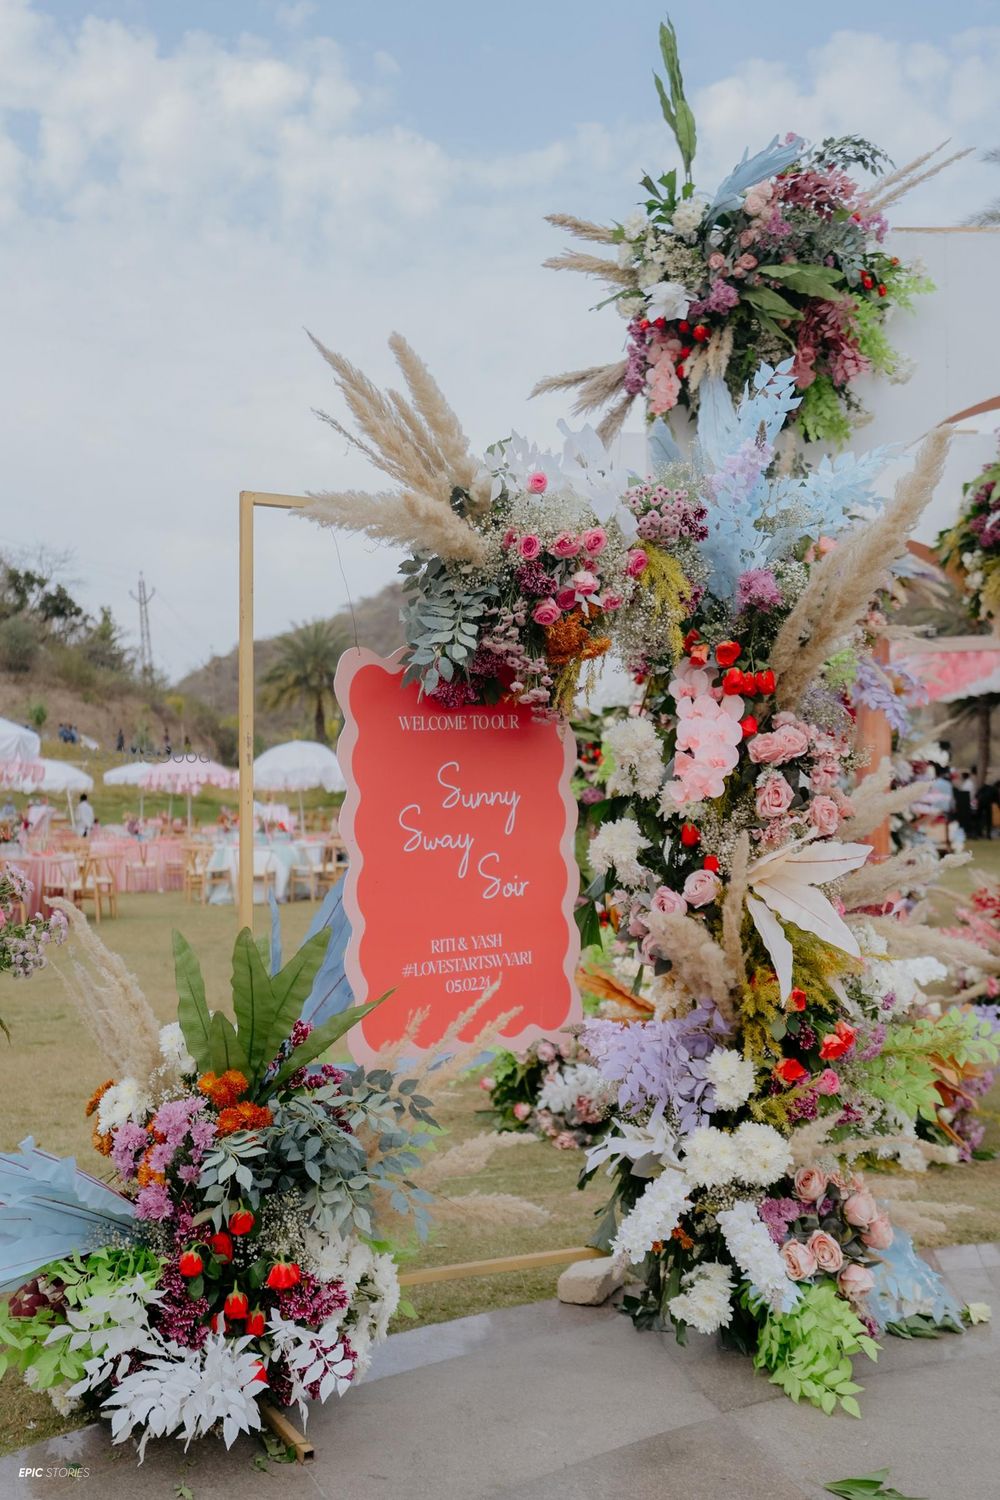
[335,649,581,1063]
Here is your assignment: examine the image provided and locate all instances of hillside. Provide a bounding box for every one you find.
[175,582,405,741]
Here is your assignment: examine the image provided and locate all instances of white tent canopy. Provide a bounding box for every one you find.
[0,717,39,764]
[103,761,158,787]
[253,741,345,832]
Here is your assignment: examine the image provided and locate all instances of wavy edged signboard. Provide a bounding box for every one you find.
[334,648,582,1064]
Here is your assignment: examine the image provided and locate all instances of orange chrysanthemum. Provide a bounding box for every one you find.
[91,1124,114,1157]
[543,608,611,666]
[136,1154,165,1187]
[215,1101,273,1138]
[85,1080,115,1119]
[197,1069,250,1110]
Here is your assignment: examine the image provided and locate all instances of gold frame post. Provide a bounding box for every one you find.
[237,491,311,929]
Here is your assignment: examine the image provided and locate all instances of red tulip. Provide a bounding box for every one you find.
[715,641,741,668]
[265,1261,302,1291]
[877,284,887,297]
[755,668,776,695]
[209,1231,234,1264]
[678,320,690,334]
[788,987,808,1012]
[252,1362,269,1384]
[702,855,720,873]
[721,667,744,696]
[178,1249,203,1278]
[246,1309,267,1337]
[739,715,758,738]
[680,823,700,847]
[676,364,686,379]
[819,1021,857,1061]
[224,1289,249,1320]
[688,642,709,667]
[774,1058,809,1086]
[228,1208,255,1237]
[692,324,708,342]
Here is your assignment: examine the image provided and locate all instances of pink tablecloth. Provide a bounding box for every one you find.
[2,837,186,916]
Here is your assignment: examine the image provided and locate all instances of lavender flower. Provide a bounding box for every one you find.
[582,1002,729,1132]
[758,1197,802,1245]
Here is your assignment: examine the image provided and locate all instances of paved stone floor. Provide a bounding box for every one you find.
[2,1243,997,1500]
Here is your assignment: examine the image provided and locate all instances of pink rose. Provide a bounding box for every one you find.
[708,251,726,271]
[651,886,688,916]
[838,1263,875,1301]
[536,1041,557,1063]
[571,569,599,597]
[532,598,561,627]
[807,1229,844,1274]
[793,1166,828,1202]
[581,527,607,556]
[756,774,793,819]
[738,253,758,270]
[512,1101,532,1121]
[815,1068,841,1096]
[626,549,648,578]
[479,1076,495,1091]
[843,1189,878,1228]
[781,1239,817,1280]
[627,911,649,938]
[526,471,548,493]
[682,869,721,909]
[518,534,542,560]
[602,592,624,611]
[554,1131,578,1150]
[809,795,840,837]
[862,1213,894,1251]
[550,532,581,559]
[748,723,811,765]
[810,759,841,793]
[501,528,518,550]
[554,587,577,610]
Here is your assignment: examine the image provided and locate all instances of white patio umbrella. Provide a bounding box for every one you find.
[104,760,159,820]
[252,740,345,832]
[140,760,238,833]
[15,758,94,822]
[0,716,42,789]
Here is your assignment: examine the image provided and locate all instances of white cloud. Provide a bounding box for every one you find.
[0,2,997,679]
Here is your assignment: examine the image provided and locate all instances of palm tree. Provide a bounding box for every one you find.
[263,619,349,743]
[968,147,1000,226]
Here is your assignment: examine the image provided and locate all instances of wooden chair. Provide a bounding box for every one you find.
[78,856,118,923]
[183,845,209,903]
[205,855,235,904]
[316,838,348,894]
[124,841,157,893]
[162,841,186,891]
[288,857,318,901]
[41,856,84,912]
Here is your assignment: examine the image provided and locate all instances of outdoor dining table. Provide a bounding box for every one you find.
[205,835,333,903]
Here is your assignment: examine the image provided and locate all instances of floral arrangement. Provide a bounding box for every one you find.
[0,915,434,1457]
[301,334,642,716]
[554,364,996,1410]
[0,863,68,1035]
[534,21,958,446]
[481,1033,615,1149]
[937,440,1000,631]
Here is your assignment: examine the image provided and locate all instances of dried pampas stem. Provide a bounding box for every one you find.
[862,916,995,976]
[431,1192,551,1229]
[643,909,736,1021]
[417,1132,531,1190]
[597,391,637,445]
[544,213,616,244]
[541,250,637,289]
[50,900,162,1082]
[839,760,925,839]
[721,831,750,986]
[771,427,951,708]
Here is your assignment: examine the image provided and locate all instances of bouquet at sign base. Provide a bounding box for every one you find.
[534,18,963,446]
[540,359,994,1413]
[0,862,68,1036]
[482,1032,615,1150]
[0,911,438,1459]
[936,438,1000,631]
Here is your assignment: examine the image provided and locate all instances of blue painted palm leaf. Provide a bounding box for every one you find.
[705,135,805,222]
[298,880,356,1027]
[0,1138,137,1292]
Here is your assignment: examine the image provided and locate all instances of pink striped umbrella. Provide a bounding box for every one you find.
[139,759,237,831]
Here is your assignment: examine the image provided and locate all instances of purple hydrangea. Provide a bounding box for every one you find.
[581,1001,730,1132]
[758,1196,802,1245]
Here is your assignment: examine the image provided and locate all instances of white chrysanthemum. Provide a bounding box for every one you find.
[158,1022,195,1076]
[97,1077,152,1133]
[588,817,651,888]
[645,278,692,320]
[704,1050,756,1111]
[604,718,665,800]
[617,295,644,321]
[537,1063,614,1117]
[668,1261,735,1335]
[681,1126,739,1189]
[300,1231,399,1378]
[671,196,708,235]
[862,954,947,1016]
[47,1381,82,1417]
[731,1122,792,1187]
[622,210,647,241]
[611,1168,691,1265]
[617,241,635,268]
[717,1200,798,1313]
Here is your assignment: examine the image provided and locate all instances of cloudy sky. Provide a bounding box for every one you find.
[1,0,998,678]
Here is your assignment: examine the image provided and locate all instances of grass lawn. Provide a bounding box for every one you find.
[1,847,998,1455]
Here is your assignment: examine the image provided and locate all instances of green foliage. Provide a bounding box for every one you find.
[796,376,853,446]
[653,17,697,182]
[750,1280,879,1417]
[825,1471,924,1500]
[262,618,348,743]
[757,263,846,299]
[173,930,213,1073]
[808,136,894,175]
[0,614,40,674]
[264,993,387,1095]
[400,554,497,698]
[25,701,47,729]
[864,1011,999,1123]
